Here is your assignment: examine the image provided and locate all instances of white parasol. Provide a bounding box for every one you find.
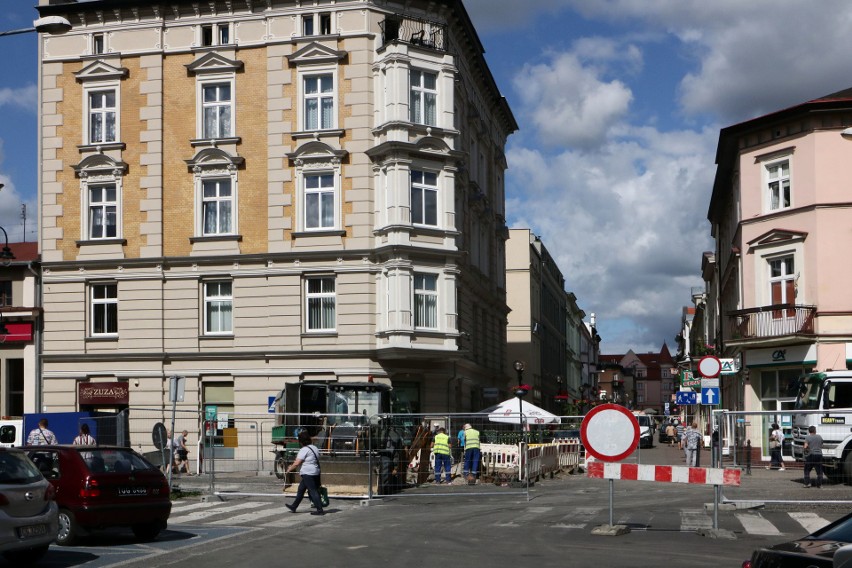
[480,397,560,425]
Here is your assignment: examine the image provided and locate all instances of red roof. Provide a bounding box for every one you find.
[6,242,38,262]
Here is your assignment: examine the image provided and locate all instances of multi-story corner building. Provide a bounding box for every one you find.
[34,0,517,424]
[708,88,852,445]
[0,242,40,416]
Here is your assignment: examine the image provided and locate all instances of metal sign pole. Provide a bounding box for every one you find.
[609,478,614,526]
[167,375,185,492]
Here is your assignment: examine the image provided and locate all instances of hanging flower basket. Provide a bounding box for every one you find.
[514,384,531,397]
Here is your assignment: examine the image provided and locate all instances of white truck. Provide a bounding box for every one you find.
[791,371,852,481]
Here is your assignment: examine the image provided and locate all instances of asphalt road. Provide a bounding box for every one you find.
[11,443,849,568]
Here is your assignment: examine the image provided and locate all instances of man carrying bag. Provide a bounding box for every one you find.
[284,431,326,516]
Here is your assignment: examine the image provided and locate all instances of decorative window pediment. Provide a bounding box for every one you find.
[286,141,347,168]
[73,154,128,179]
[748,229,808,250]
[185,147,245,173]
[415,135,450,154]
[287,42,346,66]
[186,52,244,76]
[75,60,129,83]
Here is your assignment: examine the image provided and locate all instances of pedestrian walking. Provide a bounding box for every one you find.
[175,430,192,474]
[284,430,325,515]
[766,423,785,470]
[72,423,97,446]
[26,418,58,446]
[462,423,480,485]
[683,422,702,467]
[665,422,676,446]
[432,427,452,484]
[803,425,824,488]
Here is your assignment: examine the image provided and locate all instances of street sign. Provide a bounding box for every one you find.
[675,391,698,405]
[698,355,722,378]
[701,387,720,405]
[700,378,719,389]
[169,375,185,402]
[580,403,639,462]
[681,371,700,388]
[268,396,276,413]
[664,402,670,416]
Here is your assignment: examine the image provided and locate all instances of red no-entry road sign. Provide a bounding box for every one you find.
[580,404,639,462]
[698,355,722,378]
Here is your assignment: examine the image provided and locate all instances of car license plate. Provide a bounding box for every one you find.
[118,486,148,496]
[18,524,47,539]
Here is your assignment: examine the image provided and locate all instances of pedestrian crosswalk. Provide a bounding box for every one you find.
[165,498,836,538]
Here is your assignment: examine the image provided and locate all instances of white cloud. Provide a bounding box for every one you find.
[0,85,38,113]
[513,52,633,149]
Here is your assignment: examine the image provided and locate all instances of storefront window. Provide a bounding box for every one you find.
[203,382,234,447]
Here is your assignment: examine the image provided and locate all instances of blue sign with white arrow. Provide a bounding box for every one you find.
[701,387,720,405]
[675,391,698,405]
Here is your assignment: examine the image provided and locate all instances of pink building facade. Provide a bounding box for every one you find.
[709,89,852,450]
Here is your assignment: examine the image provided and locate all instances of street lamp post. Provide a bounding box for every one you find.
[512,360,527,433]
[0,226,13,262]
[0,16,72,37]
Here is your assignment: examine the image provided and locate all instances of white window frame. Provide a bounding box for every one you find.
[303,172,338,231]
[199,177,236,236]
[768,254,796,320]
[200,23,231,47]
[410,169,439,227]
[413,272,439,330]
[84,83,119,145]
[410,69,437,126]
[764,158,791,212]
[305,276,336,333]
[92,33,105,55]
[79,171,123,241]
[90,283,118,337]
[302,12,332,36]
[197,76,235,140]
[86,183,119,240]
[203,280,233,335]
[300,70,336,132]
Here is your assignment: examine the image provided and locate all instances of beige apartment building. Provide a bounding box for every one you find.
[34,0,517,424]
[505,229,599,414]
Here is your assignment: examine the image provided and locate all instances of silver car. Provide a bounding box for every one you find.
[0,448,58,564]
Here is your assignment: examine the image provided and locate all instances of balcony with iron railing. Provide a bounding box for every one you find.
[726,304,816,344]
[379,16,447,53]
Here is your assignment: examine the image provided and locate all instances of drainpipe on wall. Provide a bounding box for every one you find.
[27,261,42,413]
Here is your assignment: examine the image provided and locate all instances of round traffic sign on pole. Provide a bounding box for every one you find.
[698,355,722,378]
[580,403,639,462]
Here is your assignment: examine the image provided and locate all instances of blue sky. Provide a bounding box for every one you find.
[2,0,852,354]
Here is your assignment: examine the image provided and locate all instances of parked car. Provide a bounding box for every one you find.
[25,446,171,546]
[0,447,58,564]
[743,510,852,567]
[635,415,654,448]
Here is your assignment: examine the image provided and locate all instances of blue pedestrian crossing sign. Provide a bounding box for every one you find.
[675,391,697,405]
[701,387,720,405]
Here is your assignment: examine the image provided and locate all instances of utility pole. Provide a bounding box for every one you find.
[20,204,26,242]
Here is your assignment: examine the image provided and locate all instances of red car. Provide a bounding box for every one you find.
[25,446,171,546]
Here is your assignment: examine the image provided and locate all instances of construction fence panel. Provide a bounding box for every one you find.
[118,408,586,499]
[713,408,852,506]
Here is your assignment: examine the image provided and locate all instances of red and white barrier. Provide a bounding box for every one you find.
[586,460,741,487]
